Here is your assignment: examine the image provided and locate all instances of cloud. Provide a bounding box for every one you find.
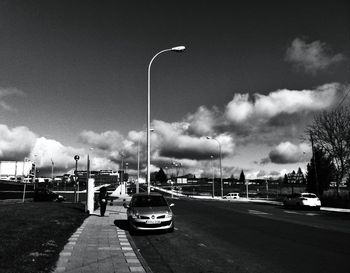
[79,130,124,151]
[285,38,345,74]
[0,125,36,160]
[268,142,311,164]
[31,137,86,174]
[257,170,267,177]
[186,106,218,136]
[0,88,25,112]
[153,120,235,160]
[225,94,254,123]
[225,83,341,124]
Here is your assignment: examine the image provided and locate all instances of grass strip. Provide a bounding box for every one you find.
[0,202,87,273]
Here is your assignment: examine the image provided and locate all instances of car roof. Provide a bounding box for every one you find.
[132,193,163,197]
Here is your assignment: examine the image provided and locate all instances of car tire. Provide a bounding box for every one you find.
[297,203,302,210]
[128,219,137,235]
[168,224,175,233]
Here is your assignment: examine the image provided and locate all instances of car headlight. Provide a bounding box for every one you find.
[166,211,173,218]
[131,211,140,219]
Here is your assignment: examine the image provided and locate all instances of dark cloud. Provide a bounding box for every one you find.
[260,158,271,165]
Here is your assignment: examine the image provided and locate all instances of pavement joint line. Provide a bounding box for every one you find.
[122,247,133,251]
[127,258,141,264]
[129,266,146,272]
[54,204,147,273]
[124,252,136,257]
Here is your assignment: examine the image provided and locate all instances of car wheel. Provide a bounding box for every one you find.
[168,224,175,233]
[128,219,137,235]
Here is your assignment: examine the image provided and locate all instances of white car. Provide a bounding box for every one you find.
[124,193,175,233]
[283,192,321,210]
[223,192,240,199]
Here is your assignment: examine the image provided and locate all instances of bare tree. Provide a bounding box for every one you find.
[306,107,350,195]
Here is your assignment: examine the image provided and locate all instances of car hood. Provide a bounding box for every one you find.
[132,206,171,215]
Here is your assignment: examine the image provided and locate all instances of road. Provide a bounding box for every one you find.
[130,198,350,273]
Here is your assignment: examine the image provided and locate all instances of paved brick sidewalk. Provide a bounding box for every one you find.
[53,204,146,273]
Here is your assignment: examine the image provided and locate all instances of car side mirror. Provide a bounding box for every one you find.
[123,203,129,209]
[169,203,175,207]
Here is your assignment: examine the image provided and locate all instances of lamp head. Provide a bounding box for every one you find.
[171,46,186,52]
[206,136,211,140]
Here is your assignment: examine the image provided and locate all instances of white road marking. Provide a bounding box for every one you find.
[198,243,207,248]
[248,209,270,215]
[284,210,301,215]
[306,213,320,216]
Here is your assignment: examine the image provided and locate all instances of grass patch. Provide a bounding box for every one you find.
[0,202,87,273]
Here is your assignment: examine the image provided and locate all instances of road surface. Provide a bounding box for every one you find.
[130,198,350,273]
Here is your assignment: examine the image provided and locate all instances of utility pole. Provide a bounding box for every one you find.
[310,133,319,195]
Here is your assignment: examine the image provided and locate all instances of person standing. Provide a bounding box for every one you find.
[99,187,108,216]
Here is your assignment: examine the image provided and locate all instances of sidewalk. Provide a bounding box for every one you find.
[53,203,148,273]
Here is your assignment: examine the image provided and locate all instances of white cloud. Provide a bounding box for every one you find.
[225,94,254,123]
[285,38,345,74]
[79,130,124,151]
[31,137,86,173]
[268,142,311,164]
[0,125,36,160]
[187,106,217,136]
[225,83,342,123]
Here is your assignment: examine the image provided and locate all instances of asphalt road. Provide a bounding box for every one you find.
[130,198,350,273]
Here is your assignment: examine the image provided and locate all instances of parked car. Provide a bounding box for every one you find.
[283,192,321,210]
[33,188,65,202]
[223,192,240,199]
[124,193,175,232]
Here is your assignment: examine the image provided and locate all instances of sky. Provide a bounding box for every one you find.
[0,0,349,179]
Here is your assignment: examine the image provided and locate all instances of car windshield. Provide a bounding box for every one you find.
[302,193,317,198]
[132,196,168,207]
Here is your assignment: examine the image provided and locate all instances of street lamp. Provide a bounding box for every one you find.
[137,137,140,194]
[206,136,223,198]
[147,45,186,194]
[210,155,215,198]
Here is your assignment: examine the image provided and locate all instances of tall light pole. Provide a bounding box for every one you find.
[51,158,54,186]
[137,137,140,194]
[33,154,38,189]
[147,46,186,194]
[207,136,223,198]
[210,155,215,198]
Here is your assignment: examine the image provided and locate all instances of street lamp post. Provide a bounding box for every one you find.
[207,137,223,198]
[210,155,215,198]
[33,154,38,190]
[74,155,80,203]
[147,46,186,194]
[137,137,140,194]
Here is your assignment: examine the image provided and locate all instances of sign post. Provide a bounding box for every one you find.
[74,155,80,203]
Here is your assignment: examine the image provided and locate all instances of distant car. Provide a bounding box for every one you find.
[283,193,321,210]
[33,189,65,202]
[124,193,175,232]
[223,192,240,199]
